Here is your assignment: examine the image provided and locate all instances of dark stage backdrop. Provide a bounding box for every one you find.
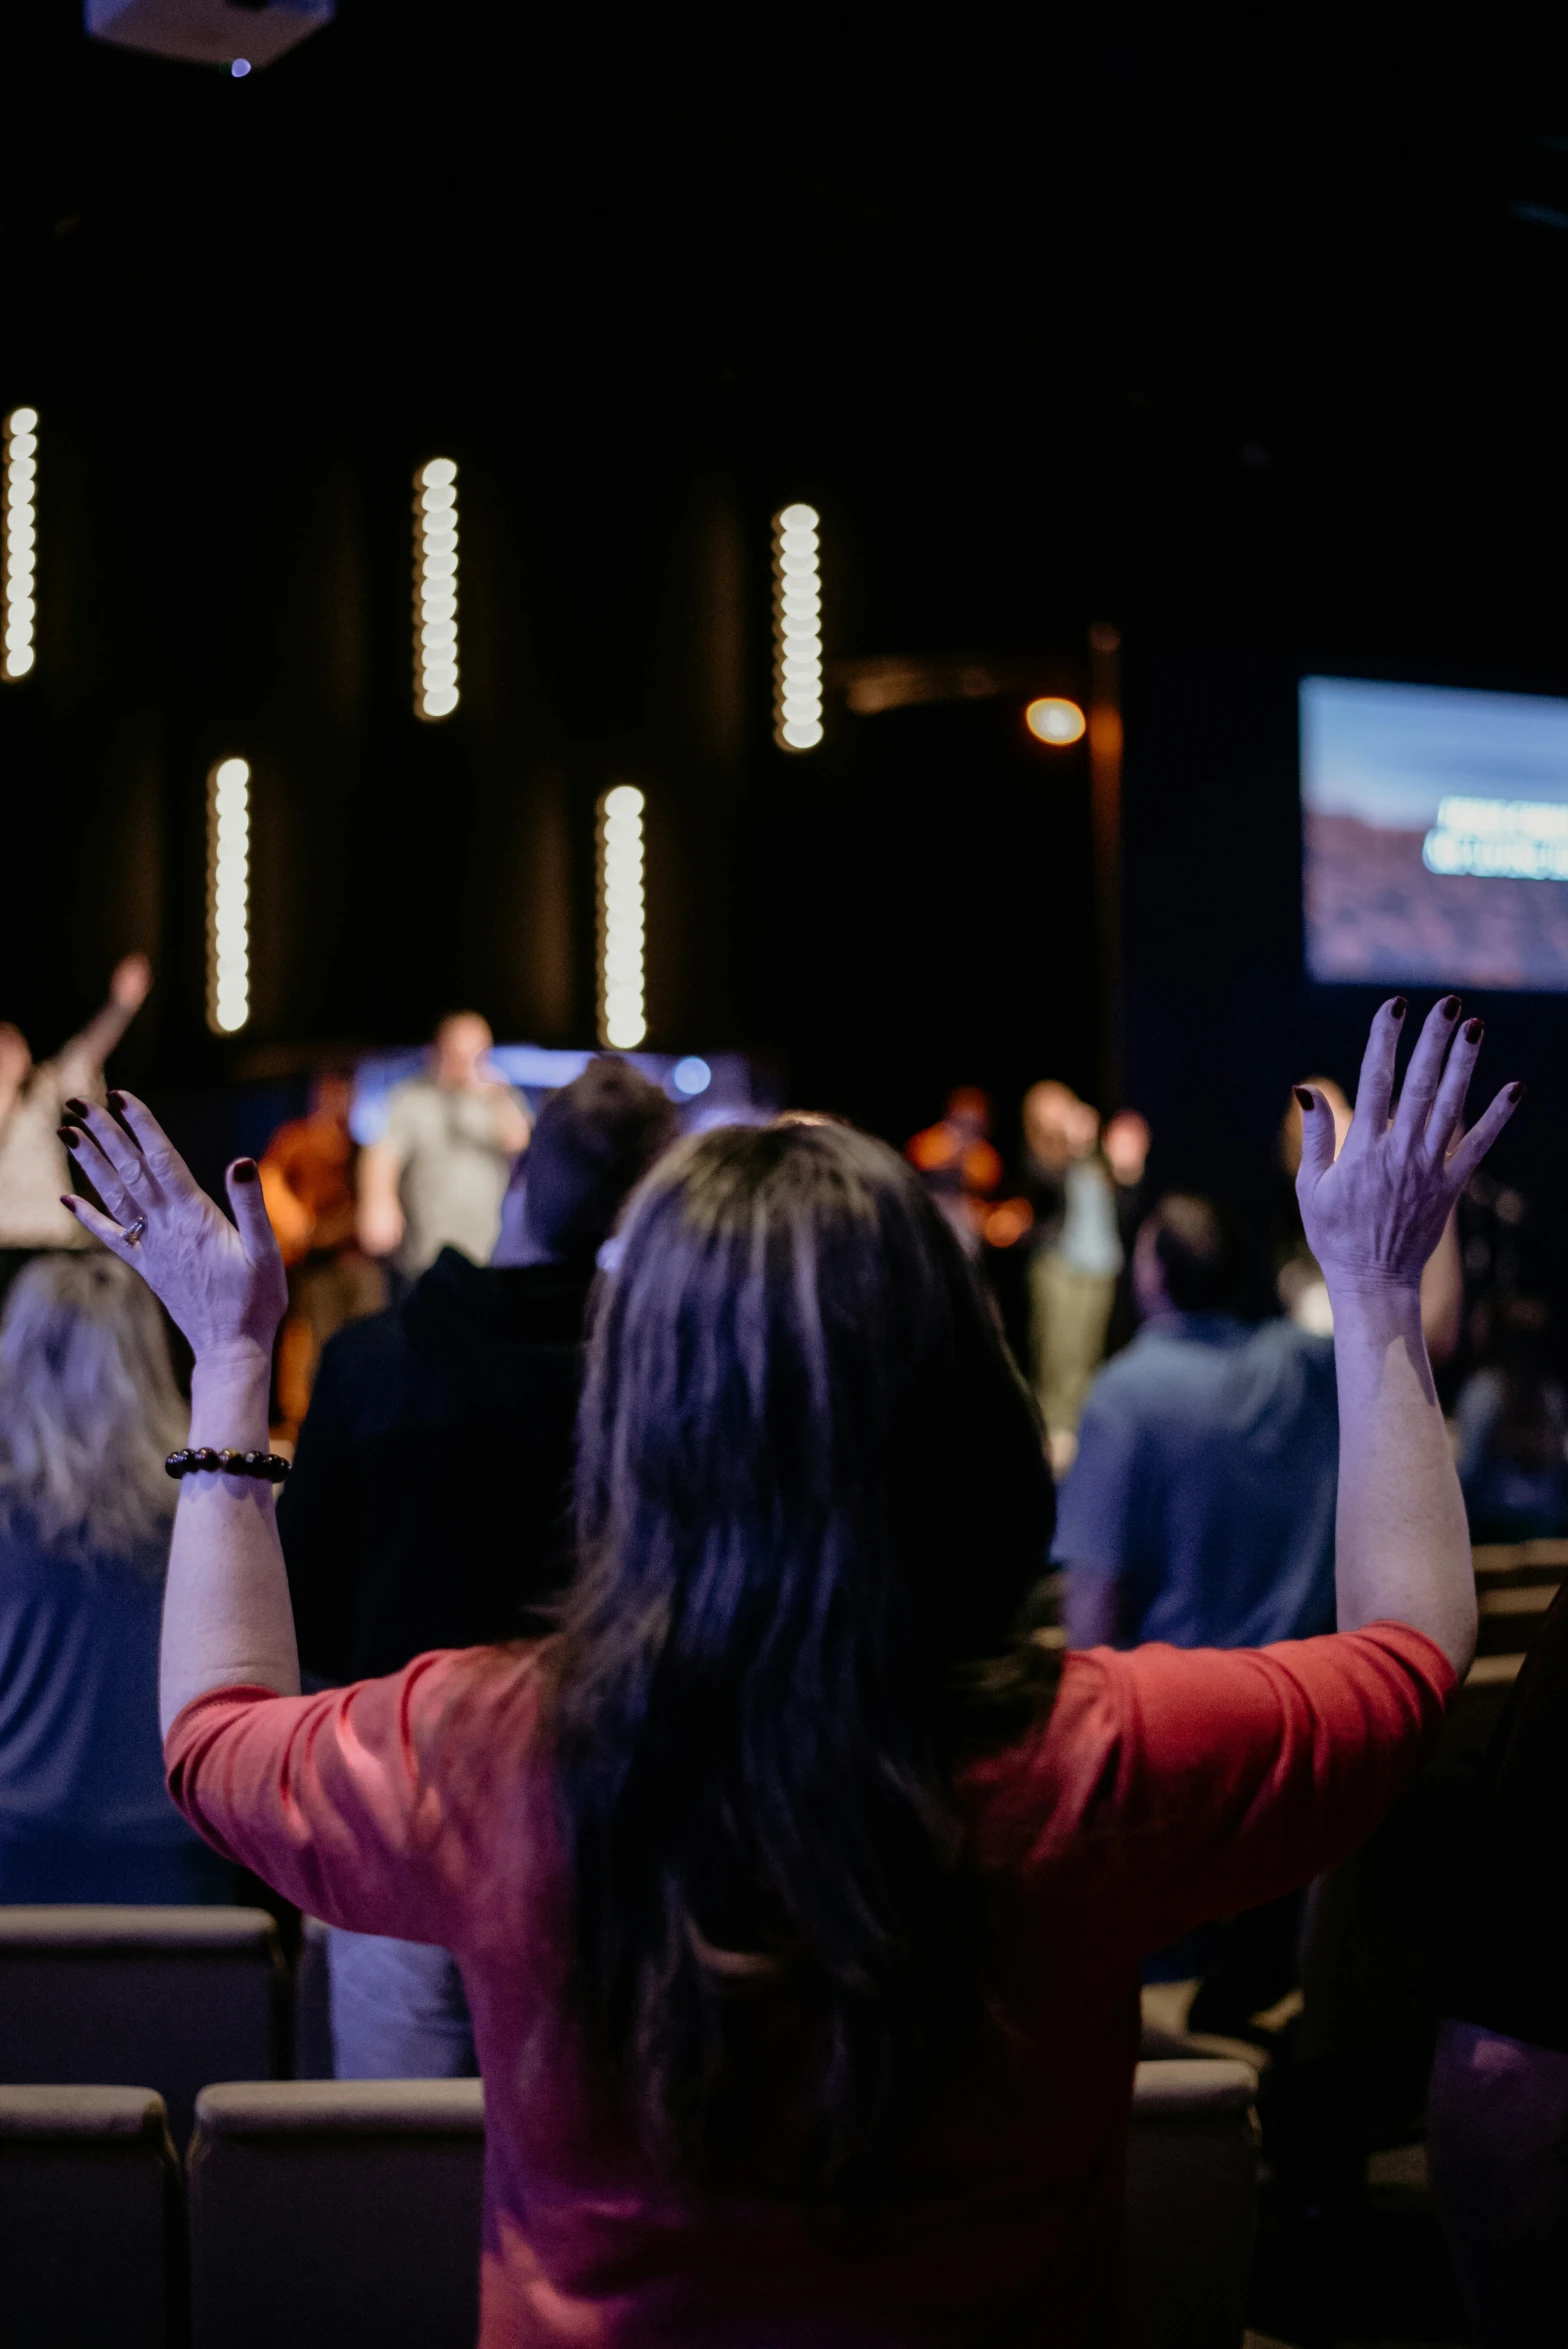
[6,6,1568,1271]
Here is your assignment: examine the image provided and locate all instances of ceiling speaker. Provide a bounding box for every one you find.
[85,0,334,72]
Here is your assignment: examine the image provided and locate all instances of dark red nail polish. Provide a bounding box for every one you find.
[1509,1082,1526,1103]
[59,1197,76,1212]
[56,1128,79,1148]
[107,1091,127,1113]
[233,1160,258,1184]
[64,1097,89,1117]
[1294,1086,1315,1111]
[1391,997,1407,1018]
[1442,997,1461,1020]
[1464,1018,1484,1043]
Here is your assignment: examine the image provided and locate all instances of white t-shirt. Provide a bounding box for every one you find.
[381,1077,525,1274]
[0,1046,103,1250]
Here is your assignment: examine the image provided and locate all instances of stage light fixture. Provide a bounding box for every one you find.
[1026,696,1086,746]
[414,457,459,720]
[773,502,823,750]
[85,0,334,73]
[3,407,39,682]
[207,756,252,1035]
[598,785,647,1050]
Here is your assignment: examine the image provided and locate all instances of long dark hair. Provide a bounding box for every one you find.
[550,1119,1056,2196]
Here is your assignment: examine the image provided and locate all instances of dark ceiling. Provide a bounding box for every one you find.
[4,8,1568,1164]
[9,11,1568,658]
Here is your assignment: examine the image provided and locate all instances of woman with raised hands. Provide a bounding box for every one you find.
[60,997,1517,2349]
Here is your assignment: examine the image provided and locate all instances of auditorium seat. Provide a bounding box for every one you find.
[1125,2058,1261,2349]
[186,2078,484,2349]
[0,2084,180,2349]
[0,1906,283,2142]
[177,2067,1252,2347]
[292,1914,334,2078]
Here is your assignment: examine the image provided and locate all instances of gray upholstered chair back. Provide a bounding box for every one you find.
[187,2078,485,2349]
[1125,2056,1261,2349]
[0,1906,283,2143]
[0,2083,180,2349]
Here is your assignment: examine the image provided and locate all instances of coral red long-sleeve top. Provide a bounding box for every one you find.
[165,1624,1452,2347]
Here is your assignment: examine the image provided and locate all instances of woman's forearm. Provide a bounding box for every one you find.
[1331,1279,1477,1676]
[159,1346,301,1737]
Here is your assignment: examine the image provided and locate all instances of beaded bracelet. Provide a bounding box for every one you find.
[165,1447,291,1484]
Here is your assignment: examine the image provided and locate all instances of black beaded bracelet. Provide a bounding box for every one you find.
[165,1447,291,1484]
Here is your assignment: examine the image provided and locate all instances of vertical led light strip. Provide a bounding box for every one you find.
[597,786,647,1049]
[3,407,39,681]
[414,457,459,718]
[773,501,822,749]
[207,758,252,1035]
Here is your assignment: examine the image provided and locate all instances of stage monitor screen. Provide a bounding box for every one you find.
[1301,674,1568,991]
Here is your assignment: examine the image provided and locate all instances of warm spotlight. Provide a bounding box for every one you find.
[773,503,823,750]
[207,757,252,1035]
[1026,697,1086,746]
[598,785,647,1050]
[414,458,459,720]
[3,407,39,682]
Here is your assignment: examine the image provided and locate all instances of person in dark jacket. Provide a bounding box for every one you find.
[279,1054,678,2075]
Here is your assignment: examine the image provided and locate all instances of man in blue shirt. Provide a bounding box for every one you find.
[1056,1193,1342,2033]
[1057,1194,1339,1653]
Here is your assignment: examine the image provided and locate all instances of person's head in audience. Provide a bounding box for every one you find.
[1132,1194,1235,1321]
[551,1117,1053,2193]
[431,1011,495,1092]
[1023,1080,1099,1174]
[0,1252,187,1563]
[492,1056,679,1271]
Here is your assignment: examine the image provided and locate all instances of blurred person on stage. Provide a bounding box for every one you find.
[904,1088,1004,1259]
[0,1254,234,1902]
[260,1071,387,1428]
[356,1012,531,1281]
[0,953,152,1303]
[279,1055,678,2076]
[1022,1081,1122,1470]
[1101,1108,1152,1355]
[1279,1067,1462,1363]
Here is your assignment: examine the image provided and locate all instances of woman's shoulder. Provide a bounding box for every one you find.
[387,1638,558,1781]
[963,1628,1454,1861]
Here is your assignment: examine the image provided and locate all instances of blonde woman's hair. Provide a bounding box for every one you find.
[0,1252,188,1566]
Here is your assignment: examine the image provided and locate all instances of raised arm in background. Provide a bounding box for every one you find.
[52,954,153,1097]
[1297,997,1519,1676]
[355,1139,405,1260]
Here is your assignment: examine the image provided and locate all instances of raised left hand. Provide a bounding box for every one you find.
[1297,996,1520,1295]
[60,1091,286,1364]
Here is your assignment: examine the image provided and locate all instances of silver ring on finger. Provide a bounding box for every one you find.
[121,1216,148,1245]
